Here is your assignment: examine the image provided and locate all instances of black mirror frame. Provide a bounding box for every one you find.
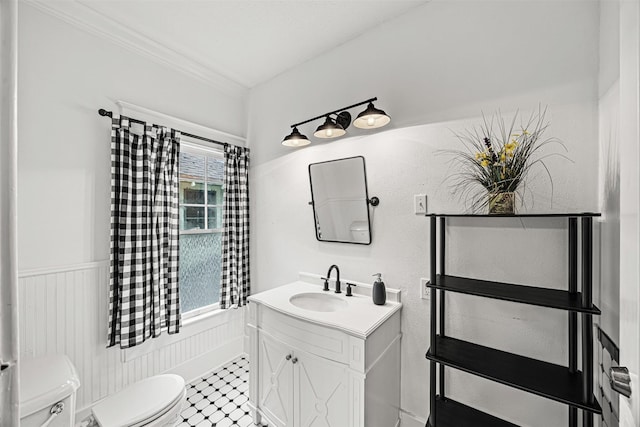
[308,156,377,245]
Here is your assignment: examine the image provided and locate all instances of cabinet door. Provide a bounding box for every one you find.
[258,333,294,427]
[294,348,350,427]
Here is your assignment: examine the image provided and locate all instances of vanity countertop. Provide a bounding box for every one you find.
[247,280,402,339]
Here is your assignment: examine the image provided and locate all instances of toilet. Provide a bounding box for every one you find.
[20,354,187,427]
[349,220,370,243]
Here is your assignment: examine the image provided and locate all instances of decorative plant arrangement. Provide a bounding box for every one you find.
[445,106,567,214]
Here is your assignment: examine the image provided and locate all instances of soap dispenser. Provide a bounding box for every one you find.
[372,273,386,305]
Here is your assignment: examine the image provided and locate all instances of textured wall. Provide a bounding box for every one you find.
[248,1,599,167]
[250,107,599,425]
[247,1,601,424]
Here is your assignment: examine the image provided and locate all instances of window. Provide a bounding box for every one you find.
[179,145,225,318]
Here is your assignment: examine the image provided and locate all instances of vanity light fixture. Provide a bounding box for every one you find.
[281,97,390,147]
[282,126,311,147]
[314,116,346,139]
[353,102,391,129]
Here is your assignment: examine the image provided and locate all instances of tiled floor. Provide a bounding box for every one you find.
[178,356,267,427]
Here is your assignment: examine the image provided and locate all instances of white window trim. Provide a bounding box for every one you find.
[181,302,220,321]
[180,205,223,213]
[180,145,224,233]
[120,304,231,363]
[180,228,223,235]
[180,140,226,157]
[178,144,225,321]
[116,100,246,147]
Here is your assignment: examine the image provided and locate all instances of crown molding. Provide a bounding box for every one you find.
[23,0,249,100]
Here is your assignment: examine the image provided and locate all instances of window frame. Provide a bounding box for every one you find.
[178,141,225,320]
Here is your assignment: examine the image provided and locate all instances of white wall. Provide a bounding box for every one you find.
[248,0,598,167]
[18,3,246,271]
[598,0,620,358]
[17,3,247,414]
[618,0,640,422]
[1,0,20,424]
[248,1,600,425]
[596,2,621,425]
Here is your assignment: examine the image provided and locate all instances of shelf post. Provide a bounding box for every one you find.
[430,215,437,425]
[581,217,594,427]
[439,217,446,399]
[568,217,578,427]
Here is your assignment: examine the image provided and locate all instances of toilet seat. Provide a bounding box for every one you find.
[92,374,186,426]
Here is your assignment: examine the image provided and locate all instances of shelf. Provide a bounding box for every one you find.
[426,336,602,414]
[428,213,601,218]
[428,275,601,314]
[426,396,519,427]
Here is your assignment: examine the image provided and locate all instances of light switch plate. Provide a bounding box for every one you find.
[414,194,427,215]
[420,278,430,299]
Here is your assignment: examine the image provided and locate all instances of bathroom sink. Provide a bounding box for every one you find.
[289,292,348,312]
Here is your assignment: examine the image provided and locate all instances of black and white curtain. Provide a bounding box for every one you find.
[220,145,250,308]
[108,117,181,349]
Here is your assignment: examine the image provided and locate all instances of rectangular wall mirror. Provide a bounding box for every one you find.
[308,156,373,245]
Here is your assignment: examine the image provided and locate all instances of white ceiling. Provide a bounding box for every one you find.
[30,0,428,91]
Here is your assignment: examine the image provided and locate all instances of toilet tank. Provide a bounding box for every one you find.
[20,355,80,427]
[349,220,370,243]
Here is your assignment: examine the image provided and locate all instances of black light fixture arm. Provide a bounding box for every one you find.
[290,97,377,128]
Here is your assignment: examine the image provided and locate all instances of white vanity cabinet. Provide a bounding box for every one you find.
[246,281,402,427]
[258,332,350,427]
[257,333,295,426]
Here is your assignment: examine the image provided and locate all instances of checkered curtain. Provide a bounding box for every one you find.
[220,145,250,309]
[108,117,181,349]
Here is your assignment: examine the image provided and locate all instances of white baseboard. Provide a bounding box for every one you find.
[167,337,244,384]
[399,409,428,427]
[75,338,244,424]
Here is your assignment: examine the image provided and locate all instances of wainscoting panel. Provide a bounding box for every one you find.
[19,262,244,412]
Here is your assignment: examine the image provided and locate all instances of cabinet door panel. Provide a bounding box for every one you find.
[295,350,349,427]
[259,334,293,427]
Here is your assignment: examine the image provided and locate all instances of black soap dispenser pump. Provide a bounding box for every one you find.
[372,273,386,305]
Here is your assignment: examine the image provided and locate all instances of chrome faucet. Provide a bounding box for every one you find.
[326,264,341,294]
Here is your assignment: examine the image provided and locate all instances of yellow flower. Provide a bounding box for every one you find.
[480,159,490,168]
[500,152,506,162]
[476,151,490,160]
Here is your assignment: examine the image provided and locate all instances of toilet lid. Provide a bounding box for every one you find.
[92,374,185,426]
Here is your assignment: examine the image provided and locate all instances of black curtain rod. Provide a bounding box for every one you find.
[98,109,229,148]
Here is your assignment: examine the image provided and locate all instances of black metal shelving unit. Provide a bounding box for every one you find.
[426,213,602,427]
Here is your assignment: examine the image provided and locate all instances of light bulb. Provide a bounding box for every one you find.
[367,117,375,127]
[326,129,333,137]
